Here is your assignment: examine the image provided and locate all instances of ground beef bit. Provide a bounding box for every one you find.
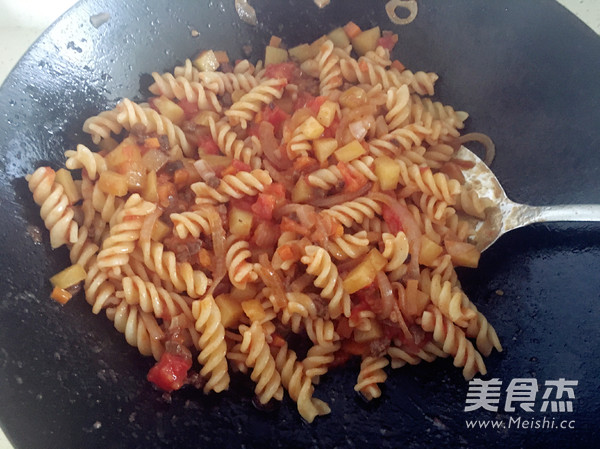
[369,337,391,358]
[158,134,170,153]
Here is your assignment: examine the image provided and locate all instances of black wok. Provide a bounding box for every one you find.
[1,1,599,448]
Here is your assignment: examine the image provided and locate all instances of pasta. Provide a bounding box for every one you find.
[26,22,503,422]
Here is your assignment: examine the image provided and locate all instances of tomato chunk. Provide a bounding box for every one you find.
[382,204,404,234]
[261,104,290,133]
[147,352,192,392]
[197,135,220,155]
[264,62,296,82]
[177,98,200,119]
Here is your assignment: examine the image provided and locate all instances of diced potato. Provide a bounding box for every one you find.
[265,45,289,66]
[151,219,171,242]
[142,149,169,172]
[351,26,381,56]
[404,279,429,319]
[50,264,86,289]
[374,156,401,190]
[229,207,253,238]
[200,154,232,171]
[335,139,366,162]
[104,137,140,170]
[55,168,81,204]
[50,286,72,305]
[328,27,351,48]
[354,319,383,343]
[420,236,444,267]
[343,259,377,294]
[142,170,158,202]
[310,35,328,54]
[366,248,387,272]
[316,100,337,127]
[298,116,324,140]
[291,177,313,203]
[339,86,367,108]
[230,284,260,302]
[313,138,338,163]
[215,294,244,328]
[153,96,185,126]
[193,110,221,127]
[98,170,128,197]
[193,50,220,72]
[288,43,313,63]
[445,240,480,268]
[343,249,386,294]
[241,299,266,322]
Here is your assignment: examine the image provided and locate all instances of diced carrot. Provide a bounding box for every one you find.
[157,182,176,207]
[221,165,237,177]
[173,168,190,188]
[391,60,405,72]
[343,339,368,356]
[271,334,286,348]
[144,137,161,149]
[198,248,212,268]
[343,21,362,39]
[213,50,230,63]
[293,156,318,172]
[336,317,353,339]
[269,35,282,48]
[276,244,296,261]
[50,286,72,305]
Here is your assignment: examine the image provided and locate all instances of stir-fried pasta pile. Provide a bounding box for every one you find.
[27,23,501,422]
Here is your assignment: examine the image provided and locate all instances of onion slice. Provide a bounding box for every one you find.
[458,132,496,166]
[370,192,421,279]
[235,0,258,26]
[206,207,226,294]
[309,181,372,208]
[385,0,418,25]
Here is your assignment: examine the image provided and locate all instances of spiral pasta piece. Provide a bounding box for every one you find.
[381,231,409,271]
[321,196,382,228]
[64,144,108,180]
[107,300,165,361]
[226,239,258,289]
[208,116,254,164]
[397,160,461,205]
[148,72,222,112]
[240,321,284,404]
[354,356,389,400]
[316,40,343,96]
[191,168,272,203]
[27,167,79,249]
[275,343,330,423]
[420,305,487,380]
[325,230,370,260]
[428,274,477,328]
[140,240,210,298]
[170,210,212,239]
[225,78,286,128]
[303,341,340,382]
[119,275,194,321]
[385,84,411,131]
[301,245,351,319]
[96,194,156,274]
[464,302,503,357]
[193,295,230,393]
[115,98,192,156]
[82,109,123,144]
[198,71,260,96]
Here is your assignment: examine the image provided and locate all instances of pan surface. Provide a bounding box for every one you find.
[1,0,600,448]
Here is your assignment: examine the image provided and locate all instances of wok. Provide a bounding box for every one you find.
[1,1,599,448]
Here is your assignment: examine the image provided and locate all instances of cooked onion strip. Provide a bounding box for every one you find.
[235,0,258,26]
[385,0,418,25]
[458,132,496,166]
